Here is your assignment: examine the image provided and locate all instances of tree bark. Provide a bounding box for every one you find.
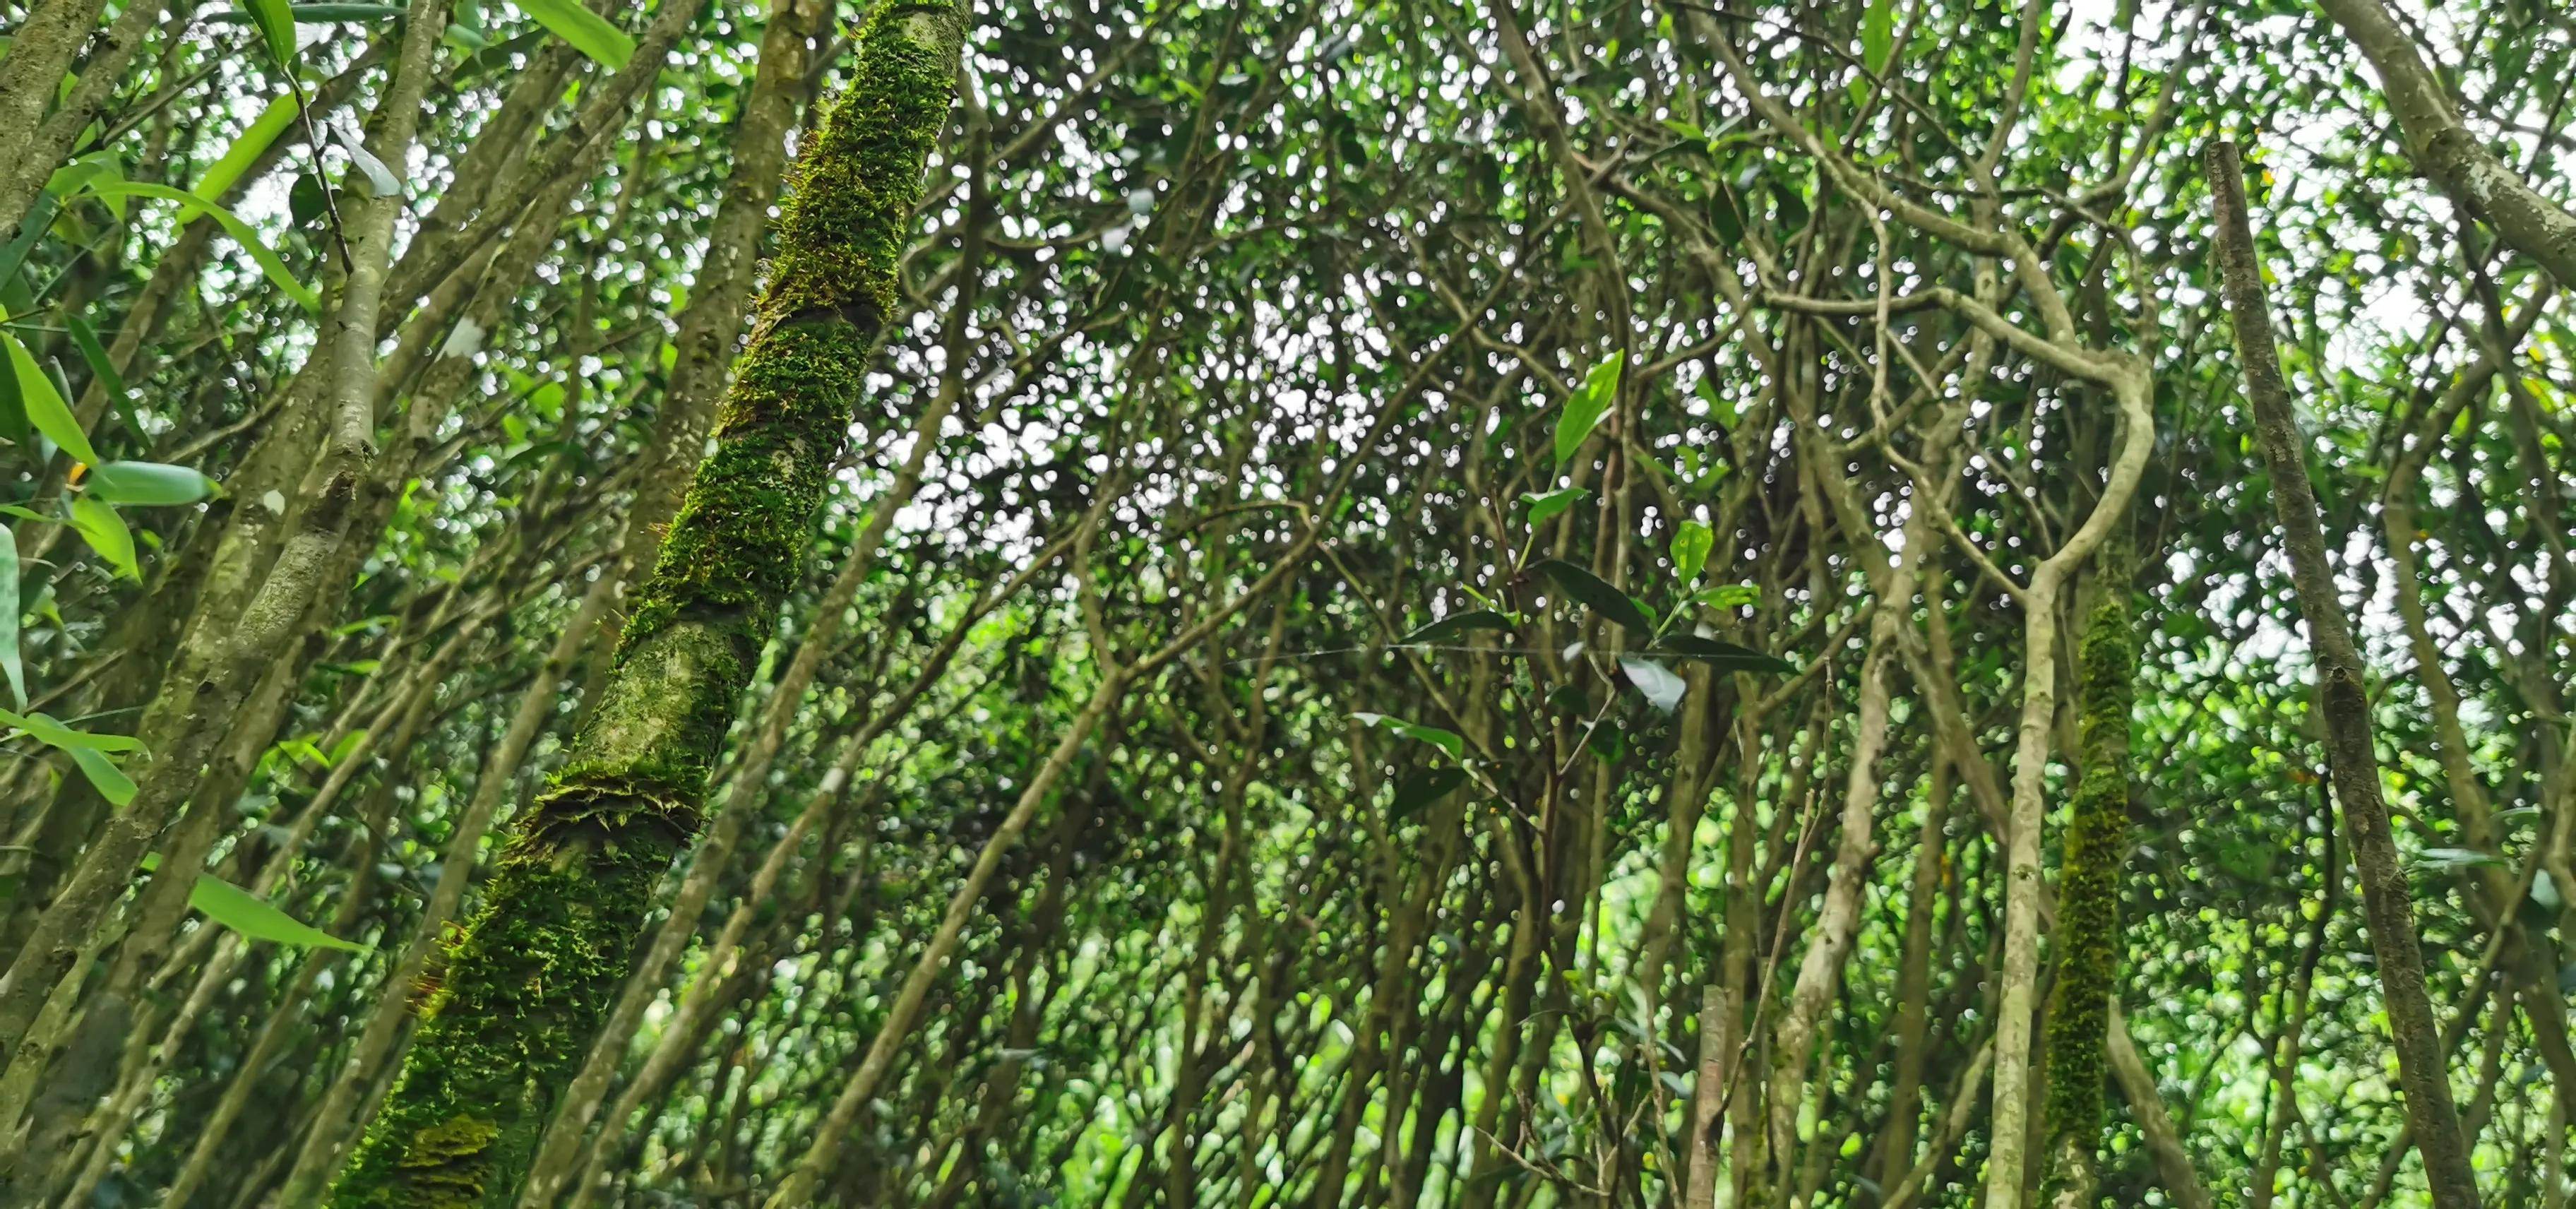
[2316,0,2576,285]
[2205,138,2479,1209]
[322,7,967,1203]
[2036,555,2135,1209]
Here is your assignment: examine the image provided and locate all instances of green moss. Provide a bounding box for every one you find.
[2038,568,2137,1206]
[761,1,962,328]
[330,840,667,1208]
[330,7,966,1205]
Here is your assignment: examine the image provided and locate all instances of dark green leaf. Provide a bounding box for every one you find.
[65,315,142,443]
[289,172,330,226]
[1390,766,1467,820]
[1530,558,1654,634]
[1400,609,1512,648]
[1657,634,1794,674]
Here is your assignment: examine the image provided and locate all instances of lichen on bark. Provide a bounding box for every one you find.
[327,4,967,1205]
[2037,552,2137,1209]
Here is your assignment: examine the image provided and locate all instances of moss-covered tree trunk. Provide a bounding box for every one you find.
[2037,555,2135,1209]
[327,6,966,1205]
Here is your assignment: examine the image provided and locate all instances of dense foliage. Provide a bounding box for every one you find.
[0,0,2570,1206]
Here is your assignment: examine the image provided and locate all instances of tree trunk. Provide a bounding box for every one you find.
[2035,553,2135,1208]
[2205,138,2479,1209]
[323,6,967,1203]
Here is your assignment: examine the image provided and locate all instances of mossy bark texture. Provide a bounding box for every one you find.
[328,7,966,1206]
[2037,567,2135,1209]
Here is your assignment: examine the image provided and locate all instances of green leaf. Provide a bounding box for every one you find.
[83,182,320,314]
[1862,0,1896,76]
[46,154,124,216]
[1619,655,1687,713]
[1400,609,1512,648]
[1530,558,1654,634]
[201,4,410,24]
[1551,352,1625,467]
[0,523,20,709]
[239,0,300,65]
[328,114,402,198]
[1693,583,1762,610]
[1657,634,1794,675]
[88,461,217,506]
[68,746,136,806]
[1390,766,1468,821]
[65,315,142,442]
[1351,712,1465,760]
[0,708,148,753]
[285,2,409,18]
[2414,847,2510,872]
[196,90,302,203]
[188,871,369,951]
[1519,486,1589,528]
[69,496,138,579]
[517,0,636,68]
[1671,520,1713,585]
[0,325,95,466]
[289,172,330,227]
[0,193,60,298]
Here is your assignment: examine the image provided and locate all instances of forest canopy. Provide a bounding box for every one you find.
[0,0,2570,1206]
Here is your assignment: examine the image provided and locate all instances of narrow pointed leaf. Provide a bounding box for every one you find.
[83,182,321,313]
[0,523,20,709]
[188,871,370,951]
[65,315,143,442]
[517,0,636,68]
[1,328,95,467]
[239,0,300,64]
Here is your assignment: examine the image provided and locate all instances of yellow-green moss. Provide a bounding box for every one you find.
[2038,564,2137,1206]
[328,6,965,1205]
